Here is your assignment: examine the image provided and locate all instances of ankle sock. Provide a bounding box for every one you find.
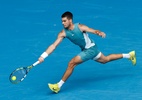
[57,80,65,88]
[122,54,130,58]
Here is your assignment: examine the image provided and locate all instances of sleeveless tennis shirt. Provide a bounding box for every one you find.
[64,23,95,50]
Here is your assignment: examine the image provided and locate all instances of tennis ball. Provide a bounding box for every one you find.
[12,76,16,81]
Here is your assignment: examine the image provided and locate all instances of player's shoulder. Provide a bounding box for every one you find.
[78,23,89,31]
[58,29,66,37]
[78,23,88,28]
[78,23,84,26]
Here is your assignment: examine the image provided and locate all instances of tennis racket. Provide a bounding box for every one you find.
[9,61,40,84]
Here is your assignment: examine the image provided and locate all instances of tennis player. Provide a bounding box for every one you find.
[38,11,136,93]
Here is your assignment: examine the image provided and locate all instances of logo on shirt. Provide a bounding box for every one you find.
[72,34,74,36]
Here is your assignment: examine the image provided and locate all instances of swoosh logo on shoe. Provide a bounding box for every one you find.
[132,57,134,60]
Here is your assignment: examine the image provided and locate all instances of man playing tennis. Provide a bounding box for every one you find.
[38,11,136,93]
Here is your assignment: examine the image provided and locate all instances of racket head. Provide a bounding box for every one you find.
[9,67,30,84]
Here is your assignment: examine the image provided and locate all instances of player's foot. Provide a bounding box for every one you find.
[129,51,136,66]
[48,83,60,93]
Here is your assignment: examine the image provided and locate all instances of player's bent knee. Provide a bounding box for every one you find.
[101,57,110,64]
[98,58,110,64]
[100,61,108,64]
[68,61,76,69]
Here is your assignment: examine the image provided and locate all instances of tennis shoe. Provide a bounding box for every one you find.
[129,51,136,66]
[48,83,60,93]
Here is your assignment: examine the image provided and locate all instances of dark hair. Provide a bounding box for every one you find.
[61,11,73,20]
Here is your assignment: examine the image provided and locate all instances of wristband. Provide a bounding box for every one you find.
[41,52,48,59]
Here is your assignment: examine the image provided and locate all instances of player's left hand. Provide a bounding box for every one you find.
[100,32,106,38]
[95,30,106,38]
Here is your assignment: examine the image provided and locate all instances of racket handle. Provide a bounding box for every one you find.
[32,61,40,66]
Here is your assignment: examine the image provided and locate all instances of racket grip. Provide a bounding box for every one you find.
[33,61,40,66]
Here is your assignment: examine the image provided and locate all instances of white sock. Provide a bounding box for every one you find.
[122,54,130,59]
[57,80,65,88]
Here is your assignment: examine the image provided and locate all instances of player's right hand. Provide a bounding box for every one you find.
[38,57,44,63]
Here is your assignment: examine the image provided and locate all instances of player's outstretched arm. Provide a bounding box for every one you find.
[38,30,65,63]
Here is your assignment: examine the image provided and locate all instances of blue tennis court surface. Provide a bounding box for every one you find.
[0,0,142,100]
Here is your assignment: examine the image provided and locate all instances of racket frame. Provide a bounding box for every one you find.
[9,61,39,84]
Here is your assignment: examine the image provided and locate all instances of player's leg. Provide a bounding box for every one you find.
[62,55,83,82]
[48,55,83,93]
[95,51,136,65]
[48,46,101,93]
[95,53,123,64]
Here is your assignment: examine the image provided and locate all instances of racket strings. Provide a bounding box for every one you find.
[10,68,27,84]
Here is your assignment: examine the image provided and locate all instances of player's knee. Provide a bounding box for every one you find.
[100,61,107,64]
[68,60,76,69]
[100,57,110,64]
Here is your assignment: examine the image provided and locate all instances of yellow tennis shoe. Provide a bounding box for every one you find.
[48,83,60,93]
[129,51,136,66]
